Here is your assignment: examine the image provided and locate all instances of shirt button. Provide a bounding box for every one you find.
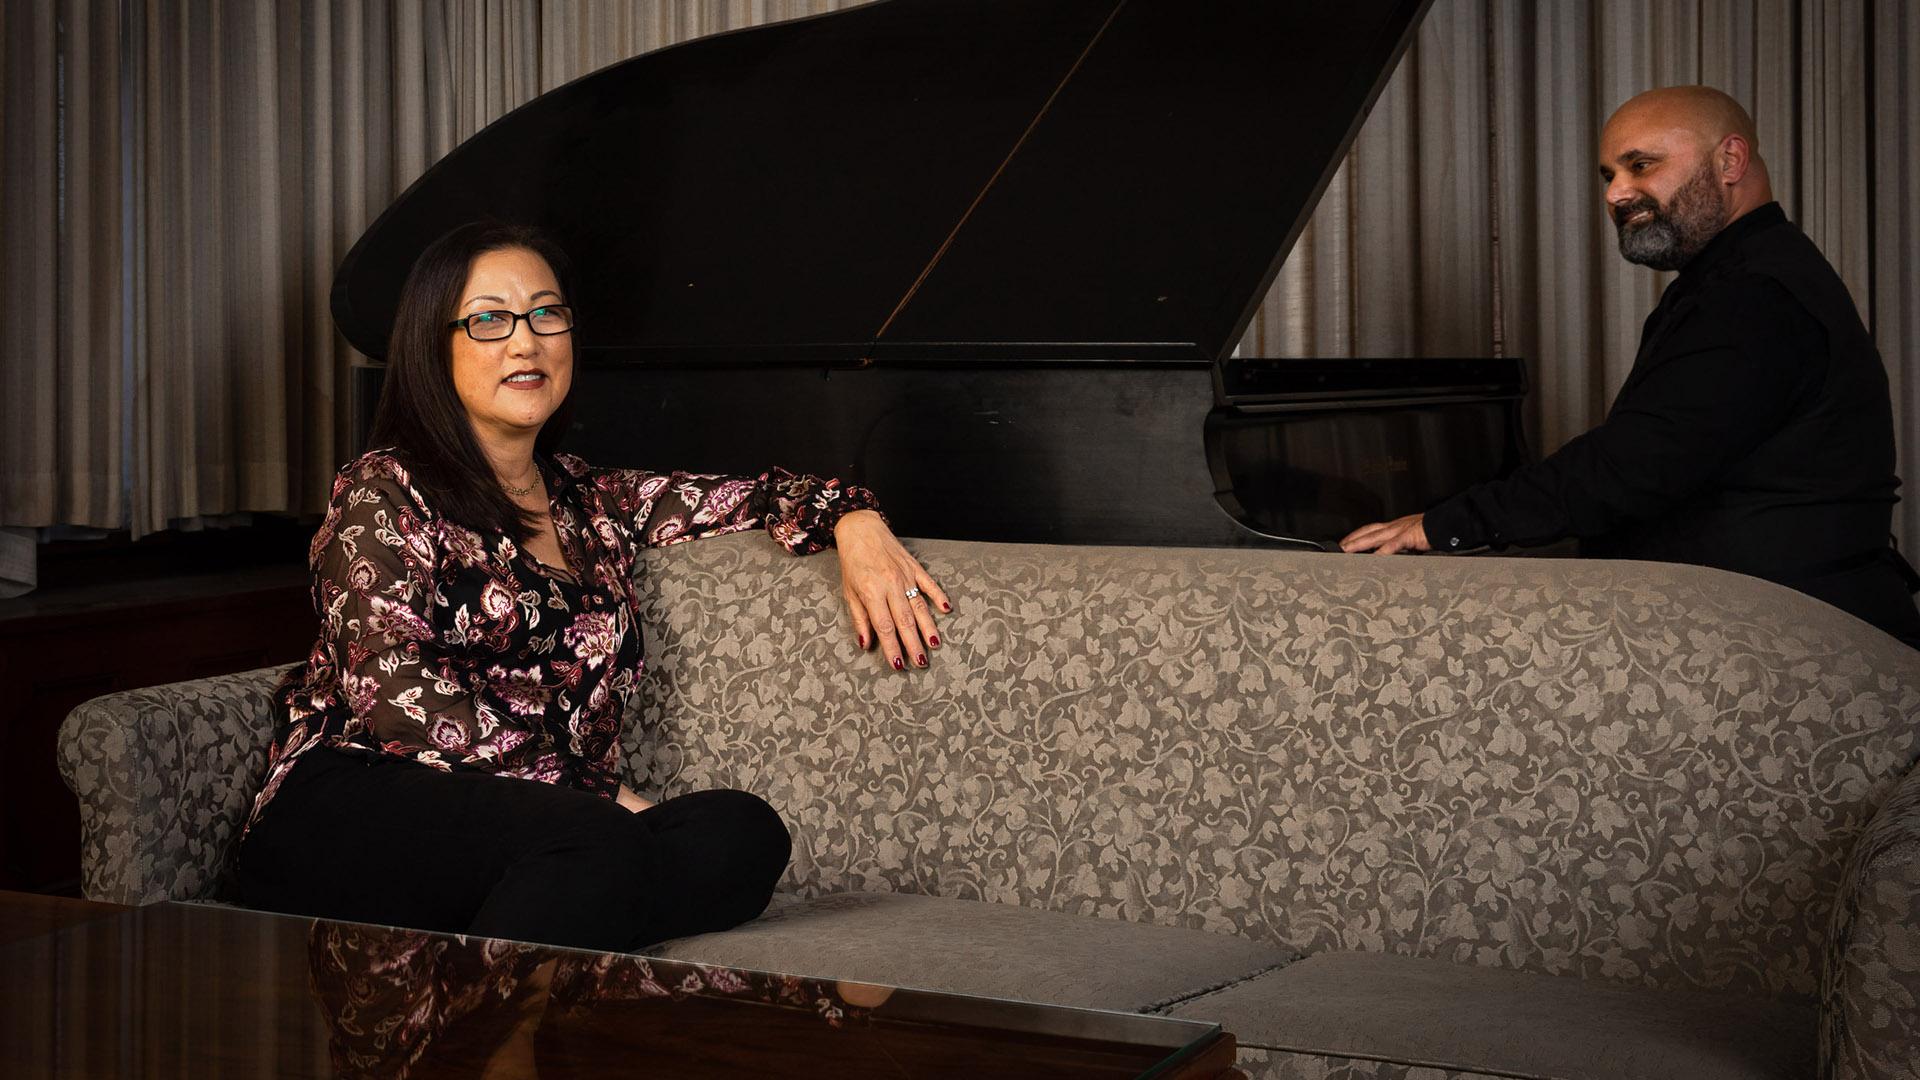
[1449,537,1461,548]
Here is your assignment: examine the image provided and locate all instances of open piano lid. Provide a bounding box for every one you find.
[331,0,1432,365]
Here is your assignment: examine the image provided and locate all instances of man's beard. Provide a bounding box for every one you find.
[1613,162,1730,271]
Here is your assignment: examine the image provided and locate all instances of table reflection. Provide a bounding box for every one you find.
[306,920,884,1079]
[1,895,1219,1079]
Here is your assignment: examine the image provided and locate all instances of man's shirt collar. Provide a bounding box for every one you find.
[1679,200,1786,279]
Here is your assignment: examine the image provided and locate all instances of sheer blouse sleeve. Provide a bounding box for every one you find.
[313,473,504,770]
[582,464,882,556]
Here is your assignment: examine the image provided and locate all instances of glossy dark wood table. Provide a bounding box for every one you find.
[0,891,1238,1078]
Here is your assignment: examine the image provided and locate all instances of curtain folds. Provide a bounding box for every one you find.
[1871,0,1920,554]
[1,0,1914,547]
[1,0,123,530]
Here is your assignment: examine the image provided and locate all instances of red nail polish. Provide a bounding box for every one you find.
[940,601,951,612]
[858,633,867,649]
[928,635,940,647]
[891,656,904,671]
[916,654,927,667]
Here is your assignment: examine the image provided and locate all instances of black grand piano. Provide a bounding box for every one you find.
[334,0,1528,549]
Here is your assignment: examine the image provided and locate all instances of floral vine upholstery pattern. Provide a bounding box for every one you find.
[1821,762,1920,1079]
[60,665,292,903]
[56,531,1920,1077]
[624,534,1920,1003]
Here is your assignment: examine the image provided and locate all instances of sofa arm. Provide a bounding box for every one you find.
[55,664,295,905]
[1823,757,1920,1080]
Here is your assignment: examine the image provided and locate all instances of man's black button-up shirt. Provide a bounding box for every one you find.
[1422,203,1917,644]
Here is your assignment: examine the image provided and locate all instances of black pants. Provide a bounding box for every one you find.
[235,747,790,952]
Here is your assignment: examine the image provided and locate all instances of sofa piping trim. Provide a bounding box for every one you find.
[1236,1044,1549,1080]
[1148,967,1555,1080]
[1136,958,1296,1016]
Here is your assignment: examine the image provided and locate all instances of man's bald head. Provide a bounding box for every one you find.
[1606,86,1762,156]
[1598,86,1773,270]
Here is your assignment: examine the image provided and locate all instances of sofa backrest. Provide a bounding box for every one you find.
[624,534,1920,1002]
[56,532,1920,1006]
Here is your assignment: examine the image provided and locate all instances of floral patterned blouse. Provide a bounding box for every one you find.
[245,448,879,836]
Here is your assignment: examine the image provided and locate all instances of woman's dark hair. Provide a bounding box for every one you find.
[366,221,577,544]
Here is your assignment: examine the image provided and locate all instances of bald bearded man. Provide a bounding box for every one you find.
[1341,86,1920,649]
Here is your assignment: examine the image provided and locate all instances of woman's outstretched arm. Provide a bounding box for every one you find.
[584,463,880,555]
[577,459,950,669]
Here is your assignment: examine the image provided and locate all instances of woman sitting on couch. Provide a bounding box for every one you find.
[235,222,950,952]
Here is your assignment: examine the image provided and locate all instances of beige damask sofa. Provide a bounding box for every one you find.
[59,534,1920,1079]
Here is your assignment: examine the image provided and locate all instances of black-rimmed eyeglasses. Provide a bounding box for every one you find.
[448,304,576,341]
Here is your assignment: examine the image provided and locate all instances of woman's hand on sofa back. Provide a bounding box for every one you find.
[833,510,951,671]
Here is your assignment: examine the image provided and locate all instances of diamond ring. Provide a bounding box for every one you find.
[904,587,922,600]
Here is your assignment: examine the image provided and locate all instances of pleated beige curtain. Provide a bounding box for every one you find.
[0,0,123,530]
[1872,4,1919,551]
[1244,0,1919,546]
[3,0,1915,548]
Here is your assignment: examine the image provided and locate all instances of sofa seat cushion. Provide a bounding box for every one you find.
[1163,952,1815,1080]
[647,890,1296,1013]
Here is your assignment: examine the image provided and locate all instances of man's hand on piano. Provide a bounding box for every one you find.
[834,509,951,671]
[1339,513,1432,555]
